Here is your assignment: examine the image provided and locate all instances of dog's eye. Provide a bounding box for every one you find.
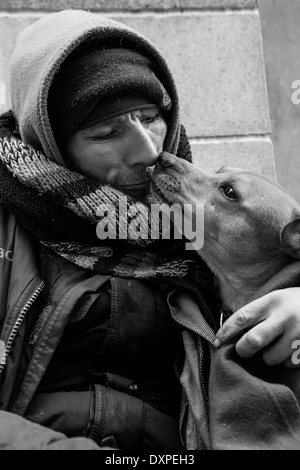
[222,186,237,200]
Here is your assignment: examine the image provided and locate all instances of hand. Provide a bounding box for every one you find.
[214,288,300,368]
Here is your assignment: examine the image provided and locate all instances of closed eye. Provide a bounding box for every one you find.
[93,131,117,140]
[140,114,160,125]
[221,185,238,200]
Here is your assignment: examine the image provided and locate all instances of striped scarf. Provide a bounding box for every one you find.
[0,111,202,280]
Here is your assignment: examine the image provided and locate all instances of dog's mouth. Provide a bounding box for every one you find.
[150,168,183,206]
[150,177,171,205]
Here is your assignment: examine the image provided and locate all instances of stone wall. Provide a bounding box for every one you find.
[0,0,275,178]
[260,0,300,201]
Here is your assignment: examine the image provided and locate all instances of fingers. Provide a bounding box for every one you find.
[260,328,300,366]
[216,293,275,345]
[216,308,253,344]
[234,317,284,359]
[214,288,300,369]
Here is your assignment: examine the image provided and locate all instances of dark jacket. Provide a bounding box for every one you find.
[4,200,300,451]
[0,204,185,450]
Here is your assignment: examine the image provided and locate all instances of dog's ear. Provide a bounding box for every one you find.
[281,218,300,258]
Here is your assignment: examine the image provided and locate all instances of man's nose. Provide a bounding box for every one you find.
[127,122,160,168]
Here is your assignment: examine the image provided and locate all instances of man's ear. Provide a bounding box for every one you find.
[281,218,300,258]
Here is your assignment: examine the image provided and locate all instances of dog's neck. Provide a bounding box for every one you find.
[199,251,290,311]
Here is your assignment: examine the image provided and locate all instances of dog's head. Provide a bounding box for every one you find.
[150,152,300,280]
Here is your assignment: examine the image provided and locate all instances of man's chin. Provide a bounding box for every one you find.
[127,189,151,205]
[115,181,151,203]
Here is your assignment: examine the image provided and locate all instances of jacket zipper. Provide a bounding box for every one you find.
[199,339,211,449]
[0,280,45,378]
[200,342,209,409]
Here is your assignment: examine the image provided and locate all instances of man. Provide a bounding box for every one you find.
[0,9,300,450]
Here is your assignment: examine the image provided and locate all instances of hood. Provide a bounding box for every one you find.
[9,9,181,166]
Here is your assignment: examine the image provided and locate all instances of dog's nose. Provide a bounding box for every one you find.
[156,152,174,168]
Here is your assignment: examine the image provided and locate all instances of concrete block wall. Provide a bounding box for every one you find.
[0,0,275,178]
[260,0,300,202]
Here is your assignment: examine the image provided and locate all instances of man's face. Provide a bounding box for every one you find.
[65,105,167,202]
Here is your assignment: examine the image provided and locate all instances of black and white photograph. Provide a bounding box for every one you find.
[0,0,300,455]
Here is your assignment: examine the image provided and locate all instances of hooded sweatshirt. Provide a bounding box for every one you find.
[9,9,181,166]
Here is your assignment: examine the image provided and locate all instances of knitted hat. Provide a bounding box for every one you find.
[77,91,159,130]
[48,44,172,144]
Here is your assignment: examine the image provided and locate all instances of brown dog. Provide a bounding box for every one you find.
[150,152,300,313]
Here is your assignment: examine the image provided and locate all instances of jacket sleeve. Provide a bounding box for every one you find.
[0,410,103,450]
[87,384,183,451]
[25,386,183,451]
